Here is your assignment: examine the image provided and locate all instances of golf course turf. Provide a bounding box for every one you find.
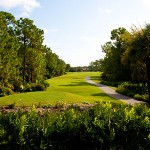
[0,72,120,106]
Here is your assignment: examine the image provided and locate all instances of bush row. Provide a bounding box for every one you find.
[0,102,150,149]
[100,80,148,102]
[116,82,148,102]
[100,80,121,87]
[0,80,49,96]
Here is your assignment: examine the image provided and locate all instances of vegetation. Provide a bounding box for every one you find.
[0,102,150,149]
[100,25,150,104]
[0,11,67,96]
[0,72,119,106]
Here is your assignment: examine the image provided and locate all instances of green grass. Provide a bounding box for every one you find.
[0,72,120,106]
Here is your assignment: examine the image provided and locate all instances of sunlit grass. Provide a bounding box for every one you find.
[0,72,120,106]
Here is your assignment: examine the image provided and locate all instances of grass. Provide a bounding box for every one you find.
[0,72,120,106]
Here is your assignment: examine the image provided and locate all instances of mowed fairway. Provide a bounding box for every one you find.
[0,72,120,106]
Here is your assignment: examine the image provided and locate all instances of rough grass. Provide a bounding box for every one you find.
[0,72,120,106]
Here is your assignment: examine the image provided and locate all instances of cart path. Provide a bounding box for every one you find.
[85,76,145,104]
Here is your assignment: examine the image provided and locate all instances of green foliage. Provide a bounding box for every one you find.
[101,27,131,81]
[23,83,47,92]
[0,86,14,96]
[101,80,121,87]
[88,59,103,71]
[33,83,46,91]
[116,82,148,102]
[134,94,149,102]
[7,102,15,109]
[23,84,32,92]
[0,102,150,149]
[38,80,49,88]
[54,101,66,109]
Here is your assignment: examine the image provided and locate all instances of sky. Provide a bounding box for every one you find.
[0,0,150,67]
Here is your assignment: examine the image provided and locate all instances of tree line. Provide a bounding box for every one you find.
[0,11,70,91]
[100,25,150,103]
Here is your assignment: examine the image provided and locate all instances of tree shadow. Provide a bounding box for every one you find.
[91,93,110,97]
[90,76,101,81]
[59,81,96,87]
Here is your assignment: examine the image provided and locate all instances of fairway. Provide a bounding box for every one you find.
[0,72,120,106]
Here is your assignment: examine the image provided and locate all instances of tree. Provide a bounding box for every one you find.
[65,64,71,72]
[88,59,103,71]
[122,24,150,103]
[0,11,20,85]
[17,18,45,83]
[101,27,131,81]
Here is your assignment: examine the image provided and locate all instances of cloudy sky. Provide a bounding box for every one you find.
[0,0,150,66]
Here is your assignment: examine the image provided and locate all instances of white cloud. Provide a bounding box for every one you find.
[0,0,40,16]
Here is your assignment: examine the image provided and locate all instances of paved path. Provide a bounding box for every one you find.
[85,76,144,105]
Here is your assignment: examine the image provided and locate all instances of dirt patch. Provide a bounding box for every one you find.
[0,103,94,114]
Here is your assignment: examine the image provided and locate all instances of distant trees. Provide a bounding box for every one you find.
[0,11,68,89]
[88,59,103,71]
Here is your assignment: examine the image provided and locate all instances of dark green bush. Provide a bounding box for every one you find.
[39,80,49,88]
[134,94,149,102]
[12,80,22,92]
[34,83,46,91]
[23,84,32,92]
[116,84,135,97]
[0,86,14,96]
[101,80,121,87]
[23,83,46,92]
[116,82,147,99]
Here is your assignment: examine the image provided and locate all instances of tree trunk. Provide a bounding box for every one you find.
[146,57,150,104]
[23,36,26,83]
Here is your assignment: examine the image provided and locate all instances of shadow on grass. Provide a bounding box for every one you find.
[90,75,101,81]
[91,93,110,97]
[59,81,96,87]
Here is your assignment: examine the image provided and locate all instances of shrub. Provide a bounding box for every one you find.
[0,102,150,149]
[12,80,22,92]
[23,84,32,92]
[23,83,46,92]
[54,101,66,109]
[101,80,121,87]
[34,83,46,91]
[39,80,49,88]
[5,83,14,91]
[134,94,149,102]
[116,82,147,98]
[0,86,14,96]
[30,83,37,91]
[116,84,135,97]
[7,102,15,109]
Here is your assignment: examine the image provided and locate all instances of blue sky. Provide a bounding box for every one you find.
[1,0,150,66]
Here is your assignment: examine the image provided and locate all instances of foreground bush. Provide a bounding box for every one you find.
[0,102,150,149]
